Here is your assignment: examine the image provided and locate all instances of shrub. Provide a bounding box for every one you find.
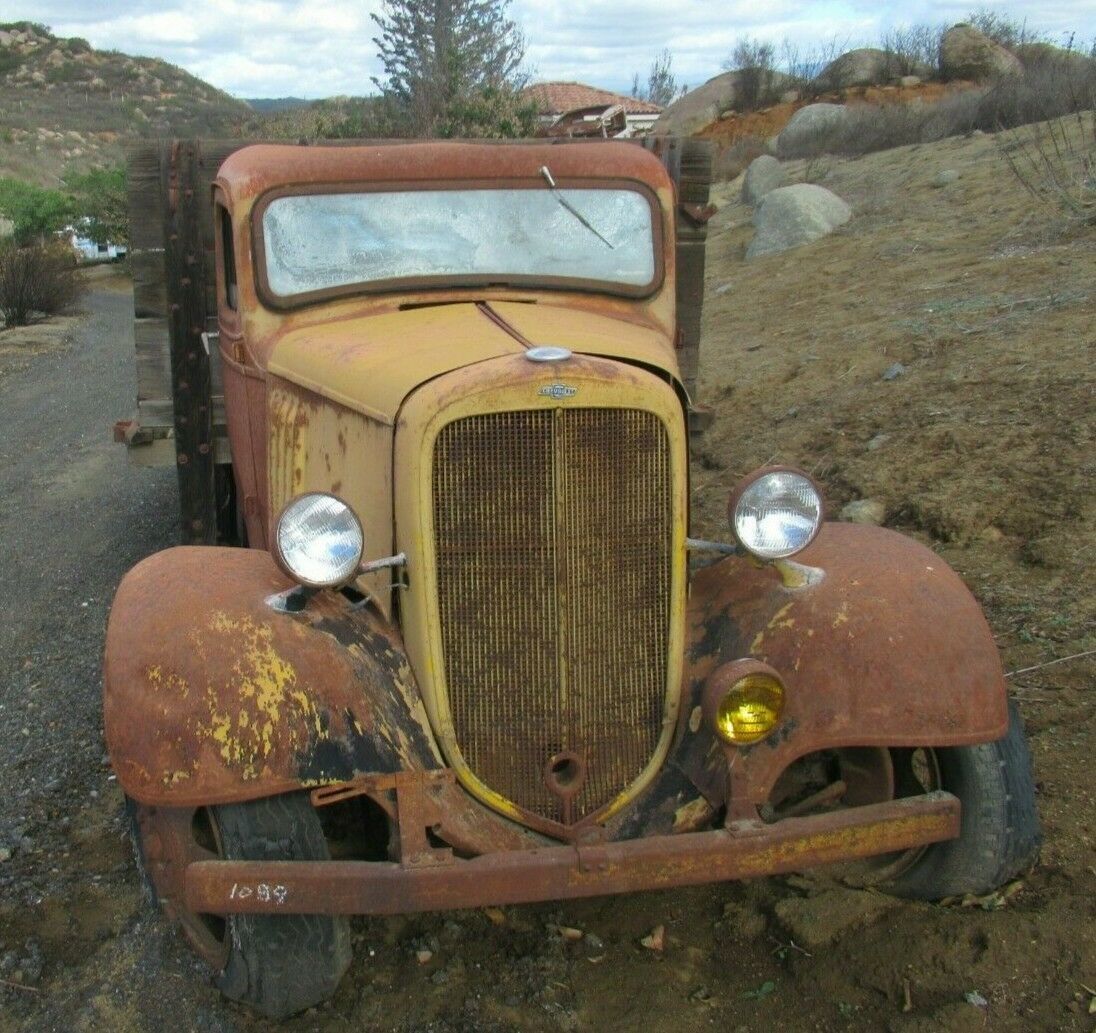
[724,37,781,111]
[0,178,71,245]
[0,242,86,328]
[880,23,948,77]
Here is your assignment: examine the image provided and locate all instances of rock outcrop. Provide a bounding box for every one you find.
[940,24,1024,81]
[775,103,849,158]
[818,48,895,89]
[652,68,791,136]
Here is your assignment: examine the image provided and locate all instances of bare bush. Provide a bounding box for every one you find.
[880,23,947,77]
[999,111,1095,227]
[724,37,780,111]
[0,243,86,329]
[780,37,848,100]
[966,7,1046,51]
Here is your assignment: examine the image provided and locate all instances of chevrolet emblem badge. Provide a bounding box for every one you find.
[539,383,578,400]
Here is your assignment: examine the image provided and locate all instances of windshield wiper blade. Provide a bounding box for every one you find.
[539,165,615,250]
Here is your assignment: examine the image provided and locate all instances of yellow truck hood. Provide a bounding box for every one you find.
[267,301,678,425]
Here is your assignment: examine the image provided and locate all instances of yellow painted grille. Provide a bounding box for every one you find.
[432,408,673,823]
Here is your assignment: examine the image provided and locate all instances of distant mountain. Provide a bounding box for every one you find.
[244,97,314,114]
[0,20,251,184]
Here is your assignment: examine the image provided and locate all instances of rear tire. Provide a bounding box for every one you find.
[211,794,352,1018]
[885,701,1041,899]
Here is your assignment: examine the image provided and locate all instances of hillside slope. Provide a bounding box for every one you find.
[0,21,250,184]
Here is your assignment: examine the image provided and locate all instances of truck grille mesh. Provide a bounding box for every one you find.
[432,408,672,824]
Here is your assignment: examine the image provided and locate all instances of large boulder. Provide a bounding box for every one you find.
[742,155,788,205]
[652,68,792,136]
[775,103,849,158]
[746,184,852,260]
[940,24,1023,81]
[817,48,895,89]
[652,70,739,136]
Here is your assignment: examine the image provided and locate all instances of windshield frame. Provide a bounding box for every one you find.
[250,177,665,311]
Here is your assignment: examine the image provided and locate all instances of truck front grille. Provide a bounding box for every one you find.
[432,408,673,825]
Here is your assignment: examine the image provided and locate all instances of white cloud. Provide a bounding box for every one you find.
[35,0,1096,98]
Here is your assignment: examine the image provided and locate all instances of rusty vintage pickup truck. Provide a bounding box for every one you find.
[104,139,1039,1017]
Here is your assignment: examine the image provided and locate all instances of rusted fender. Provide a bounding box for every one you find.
[103,546,443,807]
[680,522,1009,806]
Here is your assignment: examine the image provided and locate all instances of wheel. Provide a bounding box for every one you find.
[767,701,1041,899]
[129,793,352,1019]
[883,700,1041,900]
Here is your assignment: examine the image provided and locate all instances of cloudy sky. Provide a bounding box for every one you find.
[24,0,1096,99]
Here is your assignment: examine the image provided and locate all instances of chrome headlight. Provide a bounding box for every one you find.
[730,468,823,560]
[274,493,364,588]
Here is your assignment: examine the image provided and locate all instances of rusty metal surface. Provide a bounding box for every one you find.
[105,545,547,851]
[103,545,440,804]
[131,804,230,968]
[216,141,673,220]
[432,408,673,825]
[672,521,1009,816]
[183,792,959,915]
[212,141,678,396]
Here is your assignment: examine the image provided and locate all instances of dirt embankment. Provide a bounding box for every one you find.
[0,125,1093,1032]
[697,81,978,149]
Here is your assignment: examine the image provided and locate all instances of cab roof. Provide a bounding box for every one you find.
[215,140,674,208]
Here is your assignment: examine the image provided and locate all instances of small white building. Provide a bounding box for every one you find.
[61,218,127,262]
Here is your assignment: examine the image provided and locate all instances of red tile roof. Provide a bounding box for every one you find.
[523,81,662,116]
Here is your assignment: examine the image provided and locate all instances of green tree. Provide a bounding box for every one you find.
[65,166,128,246]
[371,0,534,137]
[0,178,71,246]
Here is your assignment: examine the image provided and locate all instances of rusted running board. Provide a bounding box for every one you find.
[185,792,959,915]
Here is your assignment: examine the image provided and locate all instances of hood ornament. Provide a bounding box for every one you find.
[525,346,571,363]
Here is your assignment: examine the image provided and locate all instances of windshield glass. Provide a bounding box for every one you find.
[259,187,657,300]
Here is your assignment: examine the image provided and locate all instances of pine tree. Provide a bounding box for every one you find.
[371,0,533,137]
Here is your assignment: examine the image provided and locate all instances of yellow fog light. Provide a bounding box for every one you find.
[703,661,786,745]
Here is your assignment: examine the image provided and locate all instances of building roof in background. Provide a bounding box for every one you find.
[523,81,662,116]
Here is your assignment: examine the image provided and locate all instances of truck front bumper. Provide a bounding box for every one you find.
[184,791,959,915]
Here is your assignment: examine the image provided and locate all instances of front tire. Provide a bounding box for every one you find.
[886,701,1041,899]
[130,793,351,1019]
[212,794,352,1018]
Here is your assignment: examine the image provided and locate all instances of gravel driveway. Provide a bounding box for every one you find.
[0,283,197,1031]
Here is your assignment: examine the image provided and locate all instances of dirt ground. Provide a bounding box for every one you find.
[1,125,1093,1032]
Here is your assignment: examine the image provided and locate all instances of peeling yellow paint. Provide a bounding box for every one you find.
[189,613,330,780]
[751,602,797,654]
[146,664,190,698]
[832,602,850,628]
